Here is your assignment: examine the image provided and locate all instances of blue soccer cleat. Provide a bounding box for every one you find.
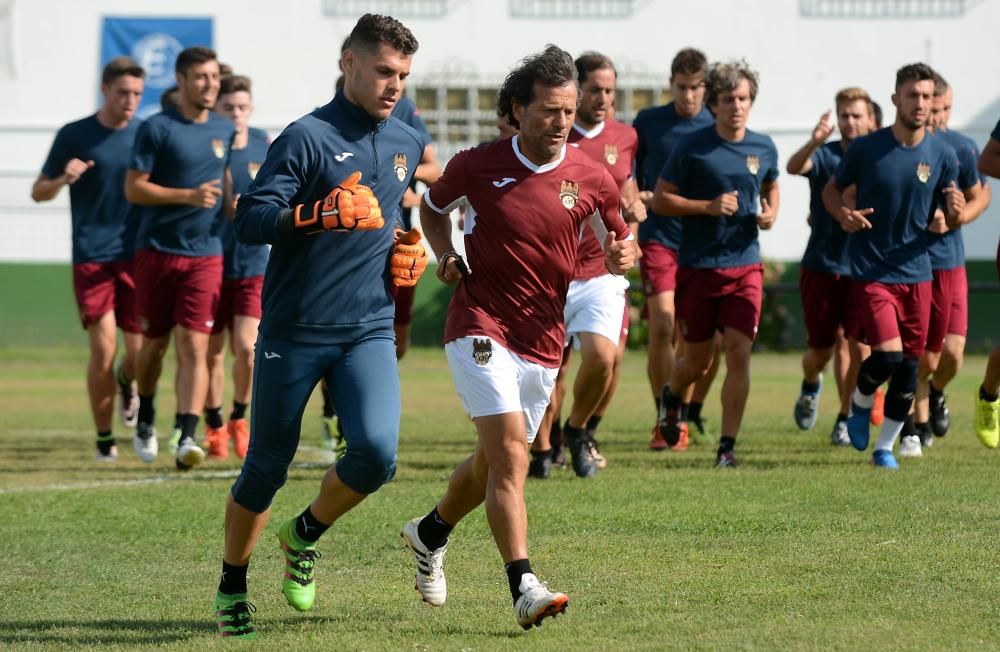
[846,402,871,451]
[871,449,899,470]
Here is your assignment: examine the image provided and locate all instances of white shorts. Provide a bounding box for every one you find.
[445,336,558,444]
[564,273,629,349]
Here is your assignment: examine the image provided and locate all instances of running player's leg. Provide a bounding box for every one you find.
[114,260,141,429]
[528,347,569,478]
[564,331,616,474]
[688,333,720,442]
[719,326,753,465]
[228,314,258,459]
[927,267,967,437]
[205,329,228,458]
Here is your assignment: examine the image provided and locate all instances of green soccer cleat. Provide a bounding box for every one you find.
[278,518,321,611]
[167,427,182,454]
[974,387,1000,449]
[214,592,257,639]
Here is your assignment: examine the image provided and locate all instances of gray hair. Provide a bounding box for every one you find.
[706,60,759,107]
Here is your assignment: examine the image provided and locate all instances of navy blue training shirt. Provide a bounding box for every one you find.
[234,92,428,345]
[660,125,780,269]
[41,115,140,264]
[926,129,980,271]
[800,140,850,276]
[391,97,431,230]
[217,127,270,279]
[835,127,959,283]
[130,107,234,257]
[634,103,714,249]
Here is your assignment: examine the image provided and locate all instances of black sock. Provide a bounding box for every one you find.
[585,415,603,432]
[417,507,453,551]
[96,431,115,455]
[550,420,563,449]
[801,379,821,394]
[505,558,533,603]
[137,394,155,425]
[837,412,848,423]
[663,387,681,411]
[219,560,249,596]
[981,384,999,403]
[915,420,932,439]
[173,413,182,431]
[914,420,929,435]
[531,448,552,460]
[563,422,585,440]
[294,506,330,543]
[680,402,690,421]
[929,382,943,400]
[902,414,916,438]
[718,436,736,454]
[231,401,248,421]
[179,413,199,442]
[689,401,703,421]
[205,406,224,429]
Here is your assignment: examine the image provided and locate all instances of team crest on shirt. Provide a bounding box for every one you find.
[559,180,579,209]
[394,153,408,182]
[472,338,492,366]
[247,162,261,180]
[746,155,760,175]
[211,139,225,159]
[916,162,931,183]
[604,144,619,165]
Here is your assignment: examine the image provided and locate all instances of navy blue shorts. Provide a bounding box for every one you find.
[231,333,400,513]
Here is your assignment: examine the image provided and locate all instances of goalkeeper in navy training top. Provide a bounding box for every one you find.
[211,13,429,639]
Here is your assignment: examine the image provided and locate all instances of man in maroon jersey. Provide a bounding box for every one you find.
[400,45,637,629]
[527,51,643,478]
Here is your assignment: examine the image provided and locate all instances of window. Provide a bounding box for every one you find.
[800,0,966,18]
[321,0,451,18]
[509,0,635,18]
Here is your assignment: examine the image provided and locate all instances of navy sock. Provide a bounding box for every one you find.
[718,436,736,454]
[505,559,533,603]
[585,415,603,432]
[219,560,249,596]
[417,507,453,551]
[294,506,330,544]
[981,385,999,402]
[689,401,703,421]
[802,379,821,394]
[96,431,115,455]
[179,413,199,442]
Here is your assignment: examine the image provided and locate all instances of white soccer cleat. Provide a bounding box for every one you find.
[898,434,923,458]
[514,573,569,630]
[132,423,158,463]
[118,387,139,429]
[176,439,206,470]
[400,517,447,607]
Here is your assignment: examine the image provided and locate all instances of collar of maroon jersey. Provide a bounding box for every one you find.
[571,120,606,140]
[512,134,566,174]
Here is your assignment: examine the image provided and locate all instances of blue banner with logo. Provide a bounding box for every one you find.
[100,17,213,119]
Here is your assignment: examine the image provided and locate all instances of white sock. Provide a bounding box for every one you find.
[852,388,875,410]
[875,418,905,452]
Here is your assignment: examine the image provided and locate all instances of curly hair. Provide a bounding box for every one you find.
[894,62,936,91]
[705,59,759,108]
[497,45,577,129]
[346,13,418,56]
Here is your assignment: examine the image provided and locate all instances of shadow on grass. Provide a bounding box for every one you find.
[0,618,214,645]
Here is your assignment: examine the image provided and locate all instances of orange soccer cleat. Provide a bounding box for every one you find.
[204,426,230,460]
[228,418,250,460]
[870,388,885,426]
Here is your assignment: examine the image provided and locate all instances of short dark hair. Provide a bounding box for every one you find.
[497,45,577,129]
[160,86,179,112]
[101,56,144,86]
[220,75,252,97]
[871,101,883,129]
[175,46,218,76]
[345,13,418,56]
[575,51,615,86]
[706,60,759,107]
[933,71,950,97]
[671,48,708,80]
[219,62,234,77]
[894,62,936,91]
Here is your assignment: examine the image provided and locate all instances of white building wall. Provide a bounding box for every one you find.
[1,0,998,262]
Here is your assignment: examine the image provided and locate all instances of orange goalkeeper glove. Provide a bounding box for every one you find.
[282,171,384,236]
[390,227,428,287]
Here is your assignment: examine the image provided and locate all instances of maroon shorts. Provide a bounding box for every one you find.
[925,266,968,352]
[852,280,931,358]
[676,264,764,343]
[134,249,223,338]
[800,268,854,349]
[72,260,140,332]
[639,242,678,295]
[392,283,417,327]
[212,275,264,334]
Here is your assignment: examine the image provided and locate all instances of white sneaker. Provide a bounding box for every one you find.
[898,434,923,458]
[830,420,850,446]
[400,517,447,607]
[176,439,206,470]
[514,573,568,630]
[96,445,119,462]
[133,423,158,463]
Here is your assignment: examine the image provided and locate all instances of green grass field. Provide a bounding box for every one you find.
[1,345,998,650]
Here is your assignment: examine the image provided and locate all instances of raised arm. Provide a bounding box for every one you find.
[786,111,833,176]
